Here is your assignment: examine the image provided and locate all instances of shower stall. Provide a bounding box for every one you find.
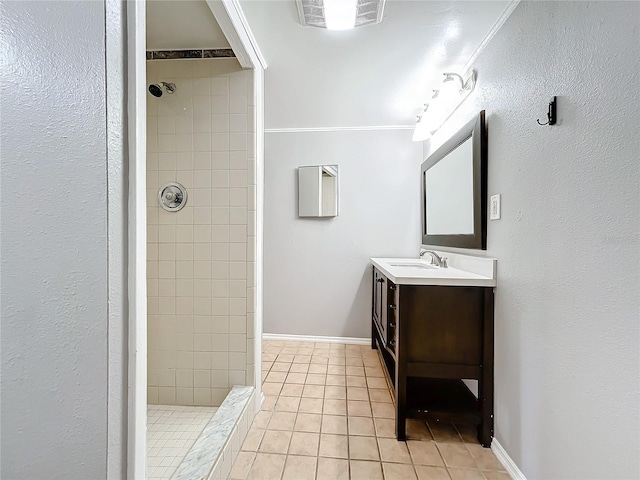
[145,55,258,479]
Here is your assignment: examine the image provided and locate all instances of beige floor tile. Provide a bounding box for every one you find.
[324,385,347,399]
[348,416,375,436]
[370,401,394,418]
[366,376,388,389]
[378,438,412,463]
[345,366,365,376]
[407,420,434,440]
[328,357,346,366]
[349,436,380,461]
[274,396,300,413]
[454,424,480,444]
[311,355,329,364]
[294,413,322,433]
[415,465,451,480]
[262,382,283,396]
[229,451,255,480]
[346,376,367,387]
[325,374,346,386]
[246,453,286,480]
[368,388,393,403]
[306,373,327,385]
[285,372,307,384]
[298,397,323,414]
[347,400,372,417]
[365,366,384,377]
[429,422,462,443]
[347,387,369,401]
[465,445,505,471]
[271,362,292,372]
[319,434,349,459]
[261,396,276,411]
[437,444,478,468]
[327,365,346,375]
[293,355,311,363]
[447,468,486,480]
[265,371,287,383]
[350,460,383,480]
[382,462,418,480]
[282,455,317,480]
[346,356,364,366]
[482,471,511,480]
[323,399,347,416]
[267,411,296,431]
[373,417,396,438]
[242,429,265,451]
[302,384,325,398]
[280,383,304,397]
[251,411,272,429]
[308,364,328,374]
[321,414,348,435]
[407,440,445,466]
[277,354,295,363]
[289,363,310,374]
[316,457,349,480]
[288,431,320,457]
[259,430,292,454]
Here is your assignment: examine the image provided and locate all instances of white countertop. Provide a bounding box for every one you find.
[371,252,497,287]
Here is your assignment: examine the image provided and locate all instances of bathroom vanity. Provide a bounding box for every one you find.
[370,254,496,447]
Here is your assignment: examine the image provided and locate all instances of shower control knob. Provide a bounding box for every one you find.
[158,182,188,212]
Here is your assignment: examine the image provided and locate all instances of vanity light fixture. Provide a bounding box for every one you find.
[296,0,386,30]
[412,69,477,142]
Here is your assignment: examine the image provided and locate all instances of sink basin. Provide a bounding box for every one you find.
[388,263,437,269]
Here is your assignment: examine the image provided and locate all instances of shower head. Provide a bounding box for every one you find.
[149,84,163,97]
[148,81,177,98]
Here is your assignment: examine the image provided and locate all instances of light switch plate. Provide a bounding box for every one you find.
[490,194,501,220]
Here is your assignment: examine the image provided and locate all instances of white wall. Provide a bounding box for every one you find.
[264,130,422,338]
[146,58,257,406]
[1,0,125,477]
[422,2,640,478]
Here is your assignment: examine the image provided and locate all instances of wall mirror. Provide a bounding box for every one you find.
[298,165,339,217]
[421,111,487,249]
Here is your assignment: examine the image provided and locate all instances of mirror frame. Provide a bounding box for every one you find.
[420,110,487,250]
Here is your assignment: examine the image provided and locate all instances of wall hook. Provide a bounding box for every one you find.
[537,96,557,126]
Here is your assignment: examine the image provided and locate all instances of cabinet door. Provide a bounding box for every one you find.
[372,268,387,338]
[386,282,397,351]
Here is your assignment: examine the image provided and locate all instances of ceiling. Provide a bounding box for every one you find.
[240,0,514,128]
[146,0,230,50]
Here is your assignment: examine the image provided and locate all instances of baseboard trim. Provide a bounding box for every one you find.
[492,438,527,480]
[263,333,371,345]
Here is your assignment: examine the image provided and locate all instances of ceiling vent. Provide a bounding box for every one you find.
[296,0,386,30]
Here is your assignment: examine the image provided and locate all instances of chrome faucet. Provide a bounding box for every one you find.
[419,249,448,268]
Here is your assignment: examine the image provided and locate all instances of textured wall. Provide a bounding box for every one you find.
[0,1,110,478]
[264,130,422,338]
[146,59,257,406]
[423,2,640,477]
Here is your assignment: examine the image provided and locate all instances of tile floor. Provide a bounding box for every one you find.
[147,404,218,479]
[230,340,510,480]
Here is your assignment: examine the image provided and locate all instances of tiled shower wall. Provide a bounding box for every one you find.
[147,58,256,406]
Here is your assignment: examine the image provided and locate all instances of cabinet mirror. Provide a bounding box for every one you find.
[298,165,339,217]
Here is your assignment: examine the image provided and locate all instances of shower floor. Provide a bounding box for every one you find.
[147,404,218,479]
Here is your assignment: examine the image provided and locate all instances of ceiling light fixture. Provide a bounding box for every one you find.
[412,70,477,142]
[296,0,386,30]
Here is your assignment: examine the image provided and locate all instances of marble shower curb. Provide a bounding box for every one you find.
[173,386,256,480]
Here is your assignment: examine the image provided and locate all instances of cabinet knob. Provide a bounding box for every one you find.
[388,322,396,328]
[389,285,396,291]
[389,340,396,347]
[389,304,396,310]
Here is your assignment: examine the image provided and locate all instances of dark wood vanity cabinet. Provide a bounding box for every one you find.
[371,266,494,447]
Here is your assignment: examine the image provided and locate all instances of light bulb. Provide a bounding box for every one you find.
[324,0,357,30]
